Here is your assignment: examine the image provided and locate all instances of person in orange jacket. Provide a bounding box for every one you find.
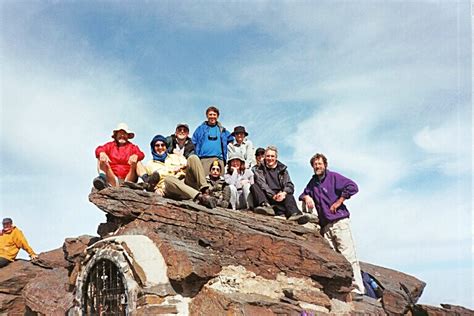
[0,218,37,268]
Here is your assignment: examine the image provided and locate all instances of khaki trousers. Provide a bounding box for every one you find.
[321,218,365,294]
[164,155,209,200]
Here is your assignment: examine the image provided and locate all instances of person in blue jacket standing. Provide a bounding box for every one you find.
[299,153,365,301]
[192,106,233,176]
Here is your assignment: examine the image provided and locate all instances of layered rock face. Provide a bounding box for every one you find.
[0,187,472,315]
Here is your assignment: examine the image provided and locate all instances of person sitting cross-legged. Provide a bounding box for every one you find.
[206,160,231,208]
[145,135,217,209]
[251,145,309,224]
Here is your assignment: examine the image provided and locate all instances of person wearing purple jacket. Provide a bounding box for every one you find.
[299,153,365,300]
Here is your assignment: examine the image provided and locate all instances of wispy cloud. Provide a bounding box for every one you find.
[1,0,471,309]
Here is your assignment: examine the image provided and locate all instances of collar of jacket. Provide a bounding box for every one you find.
[204,121,225,132]
[259,160,287,173]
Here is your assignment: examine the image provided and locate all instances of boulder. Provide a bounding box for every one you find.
[0,260,44,314]
[22,268,74,315]
[361,261,426,314]
[412,304,474,316]
[89,187,354,301]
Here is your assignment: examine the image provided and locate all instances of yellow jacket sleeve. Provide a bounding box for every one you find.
[13,228,36,258]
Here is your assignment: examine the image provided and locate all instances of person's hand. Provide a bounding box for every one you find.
[99,152,110,163]
[303,195,315,210]
[231,166,239,173]
[128,154,138,165]
[330,200,343,213]
[273,191,286,202]
[30,254,38,261]
[155,188,164,196]
[173,149,183,156]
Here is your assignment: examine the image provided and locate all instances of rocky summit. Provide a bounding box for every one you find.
[0,187,472,315]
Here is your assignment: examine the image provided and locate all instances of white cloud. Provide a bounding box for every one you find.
[1,0,471,309]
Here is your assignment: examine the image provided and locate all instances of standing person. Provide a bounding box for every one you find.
[93,123,147,190]
[252,146,309,224]
[227,126,255,169]
[299,153,364,300]
[206,160,231,208]
[192,106,233,176]
[145,135,216,208]
[224,152,254,210]
[0,218,37,268]
[166,123,195,158]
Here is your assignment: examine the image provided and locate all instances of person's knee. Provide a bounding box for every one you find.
[99,161,109,170]
[187,155,200,164]
[229,185,238,194]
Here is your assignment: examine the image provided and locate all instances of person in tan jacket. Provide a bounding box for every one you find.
[0,218,37,268]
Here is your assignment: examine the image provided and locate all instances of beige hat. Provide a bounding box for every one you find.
[112,123,135,139]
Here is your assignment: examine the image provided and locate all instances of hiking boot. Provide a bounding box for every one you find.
[147,172,161,187]
[196,194,217,209]
[306,213,319,224]
[254,203,275,216]
[350,292,364,302]
[93,175,107,190]
[123,181,145,190]
[218,200,230,209]
[288,212,310,225]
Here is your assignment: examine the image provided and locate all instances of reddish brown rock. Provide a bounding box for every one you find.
[37,247,69,268]
[189,287,301,316]
[0,260,45,314]
[0,260,44,295]
[410,304,474,315]
[90,187,354,300]
[63,234,99,264]
[22,267,74,315]
[289,288,331,308]
[361,261,426,314]
[0,292,27,315]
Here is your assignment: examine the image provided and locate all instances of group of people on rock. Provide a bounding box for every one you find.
[91,105,366,299]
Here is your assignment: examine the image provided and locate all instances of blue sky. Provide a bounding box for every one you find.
[1,1,472,308]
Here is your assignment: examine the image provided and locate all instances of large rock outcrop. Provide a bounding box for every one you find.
[1,186,472,315]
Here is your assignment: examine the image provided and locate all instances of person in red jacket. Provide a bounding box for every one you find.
[93,123,146,190]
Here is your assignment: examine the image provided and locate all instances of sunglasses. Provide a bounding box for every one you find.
[154,143,166,148]
[211,167,220,171]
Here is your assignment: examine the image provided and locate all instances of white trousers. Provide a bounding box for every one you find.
[321,218,365,294]
[228,183,251,210]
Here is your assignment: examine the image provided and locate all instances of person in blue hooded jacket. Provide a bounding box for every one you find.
[192,106,233,176]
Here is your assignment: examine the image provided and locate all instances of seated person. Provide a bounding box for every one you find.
[93,123,146,190]
[224,152,254,210]
[206,160,231,208]
[0,218,37,268]
[251,146,309,224]
[251,147,265,173]
[227,126,256,169]
[145,135,216,208]
[166,123,195,158]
